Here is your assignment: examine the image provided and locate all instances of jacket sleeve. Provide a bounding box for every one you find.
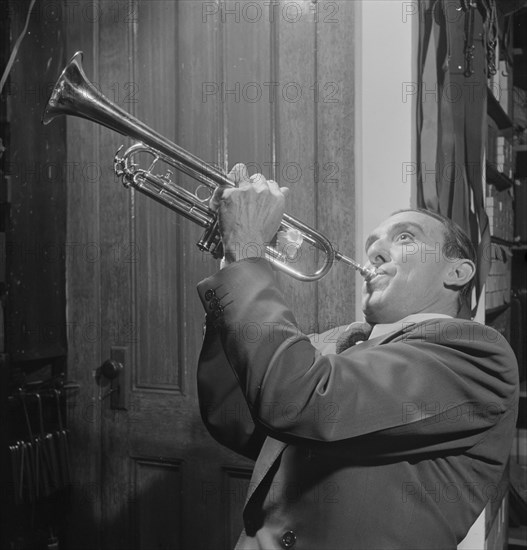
[197,313,346,458]
[197,315,266,460]
[197,258,519,458]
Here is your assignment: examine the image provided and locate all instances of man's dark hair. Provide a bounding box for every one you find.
[395,209,477,306]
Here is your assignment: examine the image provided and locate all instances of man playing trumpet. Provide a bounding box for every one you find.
[197,165,519,550]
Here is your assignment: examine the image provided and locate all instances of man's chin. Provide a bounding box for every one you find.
[362,298,402,325]
[361,300,382,324]
[363,311,382,325]
[363,309,405,325]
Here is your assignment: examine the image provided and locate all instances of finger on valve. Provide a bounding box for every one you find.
[227,163,249,185]
[249,173,267,188]
[210,163,248,211]
[266,178,290,198]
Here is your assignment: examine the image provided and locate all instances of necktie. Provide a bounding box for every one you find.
[335,322,374,354]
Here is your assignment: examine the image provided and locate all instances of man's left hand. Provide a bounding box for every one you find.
[211,163,289,265]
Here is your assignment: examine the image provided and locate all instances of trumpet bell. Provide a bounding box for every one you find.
[42,51,87,125]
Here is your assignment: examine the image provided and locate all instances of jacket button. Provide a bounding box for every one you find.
[209,297,220,310]
[281,531,296,548]
[204,289,215,301]
[213,307,224,319]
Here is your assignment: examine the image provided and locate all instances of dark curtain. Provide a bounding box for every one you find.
[416,0,497,311]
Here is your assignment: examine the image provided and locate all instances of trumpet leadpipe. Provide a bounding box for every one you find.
[334,252,376,280]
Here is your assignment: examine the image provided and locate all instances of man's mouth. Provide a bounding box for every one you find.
[364,269,390,287]
[369,269,386,280]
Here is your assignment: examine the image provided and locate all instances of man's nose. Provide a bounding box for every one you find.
[367,239,390,267]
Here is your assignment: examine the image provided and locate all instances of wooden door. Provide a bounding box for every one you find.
[64,1,356,549]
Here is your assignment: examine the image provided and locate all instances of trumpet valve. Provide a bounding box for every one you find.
[113,146,128,183]
[275,228,303,260]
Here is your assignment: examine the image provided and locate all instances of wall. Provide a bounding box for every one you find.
[354,0,417,320]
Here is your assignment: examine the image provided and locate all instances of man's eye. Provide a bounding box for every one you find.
[396,233,413,242]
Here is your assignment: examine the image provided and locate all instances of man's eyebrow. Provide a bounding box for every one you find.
[364,222,426,252]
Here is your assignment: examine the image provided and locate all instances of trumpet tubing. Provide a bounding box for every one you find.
[43,51,375,282]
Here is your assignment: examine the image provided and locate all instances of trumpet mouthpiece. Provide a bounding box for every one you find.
[335,252,376,279]
[360,267,377,280]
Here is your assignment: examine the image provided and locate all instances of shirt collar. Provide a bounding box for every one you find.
[368,313,453,340]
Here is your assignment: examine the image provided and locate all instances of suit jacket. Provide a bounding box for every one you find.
[197,259,519,550]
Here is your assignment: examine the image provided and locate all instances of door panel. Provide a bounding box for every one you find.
[65,1,356,549]
[224,0,272,175]
[134,0,182,391]
[132,458,183,549]
[275,2,318,332]
[317,1,357,329]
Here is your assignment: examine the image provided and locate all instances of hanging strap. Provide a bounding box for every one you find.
[0,0,37,95]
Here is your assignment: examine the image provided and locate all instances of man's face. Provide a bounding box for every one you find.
[361,211,455,324]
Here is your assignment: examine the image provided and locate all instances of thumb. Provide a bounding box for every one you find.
[280,186,290,197]
[227,163,249,186]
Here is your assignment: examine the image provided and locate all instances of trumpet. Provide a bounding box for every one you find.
[42,52,375,282]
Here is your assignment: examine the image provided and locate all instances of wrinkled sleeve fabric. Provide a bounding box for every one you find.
[197,258,519,459]
[197,314,266,460]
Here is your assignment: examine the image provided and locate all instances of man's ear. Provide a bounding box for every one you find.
[444,258,476,289]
